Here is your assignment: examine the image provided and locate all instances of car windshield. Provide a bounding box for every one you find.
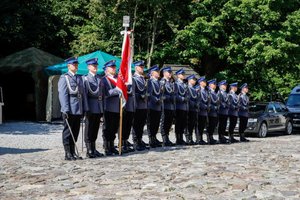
[286,94,300,107]
[249,104,266,113]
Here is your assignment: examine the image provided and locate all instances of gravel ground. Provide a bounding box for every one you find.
[0,122,300,200]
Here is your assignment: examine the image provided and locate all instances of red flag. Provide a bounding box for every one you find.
[117,31,132,106]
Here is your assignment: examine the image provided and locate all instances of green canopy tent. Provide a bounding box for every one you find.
[45,50,122,75]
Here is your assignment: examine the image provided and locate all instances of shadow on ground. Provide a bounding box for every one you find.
[0,147,49,155]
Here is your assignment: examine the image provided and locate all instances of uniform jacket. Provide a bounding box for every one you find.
[101,75,120,113]
[83,73,103,114]
[132,74,147,110]
[187,84,198,112]
[208,87,219,117]
[58,71,88,115]
[147,78,162,111]
[228,90,239,117]
[198,86,209,116]
[160,78,175,111]
[238,92,249,117]
[175,80,188,111]
[218,89,229,115]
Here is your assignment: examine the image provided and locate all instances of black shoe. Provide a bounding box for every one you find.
[64,145,76,161]
[197,139,207,145]
[162,136,175,147]
[240,137,250,142]
[218,136,229,144]
[104,141,113,156]
[154,137,162,147]
[229,136,239,143]
[86,143,96,158]
[126,141,134,147]
[110,141,119,155]
[134,140,146,151]
[70,145,83,160]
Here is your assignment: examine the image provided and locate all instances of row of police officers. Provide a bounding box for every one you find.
[58,57,250,160]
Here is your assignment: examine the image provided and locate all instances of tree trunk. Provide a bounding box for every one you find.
[147,12,157,68]
[131,1,138,59]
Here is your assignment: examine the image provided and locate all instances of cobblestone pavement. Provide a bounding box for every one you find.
[0,122,300,200]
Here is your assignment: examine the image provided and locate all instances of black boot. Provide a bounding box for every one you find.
[175,133,181,145]
[121,140,129,154]
[185,135,193,145]
[197,133,207,145]
[162,135,175,147]
[92,142,104,157]
[110,141,119,155]
[240,133,250,142]
[229,134,239,143]
[86,143,96,158]
[207,134,217,145]
[64,145,75,161]
[134,139,146,151]
[141,140,149,148]
[154,136,162,147]
[104,141,113,156]
[70,144,83,160]
[218,134,229,144]
[149,136,157,148]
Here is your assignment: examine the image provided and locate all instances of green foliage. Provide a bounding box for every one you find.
[0,0,299,101]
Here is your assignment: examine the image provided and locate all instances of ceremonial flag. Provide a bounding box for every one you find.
[117,31,132,107]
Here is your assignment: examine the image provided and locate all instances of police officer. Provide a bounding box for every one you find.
[238,83,250,142]
[217,80,230,144]
[228,82,239,143]
[197,76,208,145]
[174,68,188,145]
[186,74,198,145]
[101,60,121,155]
[160,66,176,147]
[82,58,104,158]
[147,65,163,148]
[121,83,135,153]
[58,57,88,160]
[207,79,218,145]
[132,60,148,151]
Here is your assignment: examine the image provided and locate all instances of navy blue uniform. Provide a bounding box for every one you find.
[197,86,209,143]
[160,78,175,146]
[147,78,162,147]
[238,92,249,140]
[82,73,103,157]
[101,75,121,144]
[217,89,229,143]
[207,87,218,144]
[58,71,88,158]
[228,90,239,141]
[186,84,198,144]
[174,80,188,144]
[132,74,148,150]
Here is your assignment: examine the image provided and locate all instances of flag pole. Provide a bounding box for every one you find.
[119,97,123,155]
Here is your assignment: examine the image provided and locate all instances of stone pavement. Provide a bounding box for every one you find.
[0,122,300,199]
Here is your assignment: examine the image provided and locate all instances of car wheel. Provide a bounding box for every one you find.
[258,122,268,138]
[285,121,293,135]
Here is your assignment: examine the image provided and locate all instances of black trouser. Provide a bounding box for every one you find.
[62,114,81,146]
[175,110,188,135]
[187,111,197,137]
[218,114,228,136]
[239,116,248,133]
[84,113,102,143]
[102,111,119,142]
[132,109,147,142]
[161,109,174,138]
[198,115,207,138]
[122,111,134,141]
[229,115,238,135]
[207,116,218,135]
[148,109,161,137]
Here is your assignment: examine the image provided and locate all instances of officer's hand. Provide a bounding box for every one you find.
[62,112,69,119]
[141,94,145,99]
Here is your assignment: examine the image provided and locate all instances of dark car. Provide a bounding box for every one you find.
[245,101,293,137]
[286,85,300,130]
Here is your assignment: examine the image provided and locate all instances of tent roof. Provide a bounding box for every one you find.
[0,47,63,72]
[45,50,123,76]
